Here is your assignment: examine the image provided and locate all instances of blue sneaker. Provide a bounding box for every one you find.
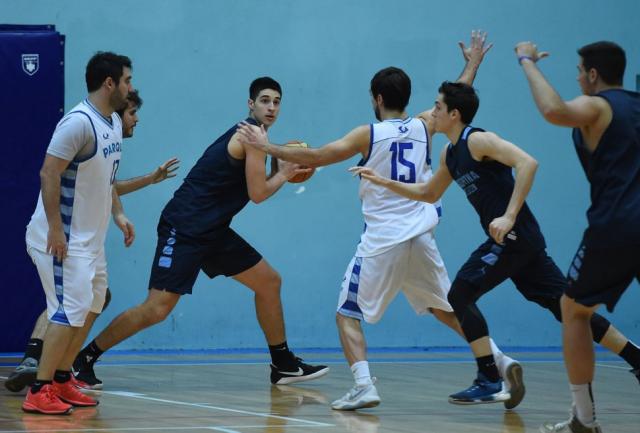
[448,372,510,405]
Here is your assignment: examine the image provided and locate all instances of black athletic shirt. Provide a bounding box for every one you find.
[445,126,546,251]
[572,89,640,247]
[161,118,258,240]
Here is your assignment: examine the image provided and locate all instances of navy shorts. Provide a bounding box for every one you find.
[455,238,567,310]
[565,240,640,312]
[148,217,262,295]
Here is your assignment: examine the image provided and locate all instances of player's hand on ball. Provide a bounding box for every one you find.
[279,159,313,182]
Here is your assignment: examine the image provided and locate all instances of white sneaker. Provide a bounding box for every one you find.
[539,416,602,433]
[331,380,380,411]
[501,358,525,409]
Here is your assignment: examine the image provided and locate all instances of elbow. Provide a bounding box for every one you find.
[249,192,267,204]
[423,191,438,204]
[541,106,566,125]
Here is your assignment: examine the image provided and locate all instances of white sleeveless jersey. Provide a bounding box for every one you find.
[26,99,123,258]
[356,117,440,257]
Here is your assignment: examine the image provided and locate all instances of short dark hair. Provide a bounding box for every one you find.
[370,67,411,111]
[249,77,282,100]
[116,89,143,118]
[85,51,132,92]
[438,81,479,124]
[577,41,625,86]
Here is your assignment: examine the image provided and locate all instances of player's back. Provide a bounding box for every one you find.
[572,89,640,246]
[356,117,439,257]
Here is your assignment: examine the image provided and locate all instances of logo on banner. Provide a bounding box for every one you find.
[22,54,39,76]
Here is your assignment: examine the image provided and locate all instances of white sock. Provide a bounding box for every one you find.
[489,338,507,370]
[351,361,372,387]
[570,383,596,425]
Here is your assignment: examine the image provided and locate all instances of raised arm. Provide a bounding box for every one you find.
[515,42,609,129]
[237,122,369,167]
[349,147,454,204]
[116,157,179,195]
[468,131,538,243]
[417,30,493,129]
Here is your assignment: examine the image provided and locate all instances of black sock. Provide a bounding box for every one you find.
[79,340,104,365]
[31,380,52,393]
[269,341,295,369]
[53,370,71,383]
[619,342,640,370]
[24,338,43,362]
[476,354,500,382]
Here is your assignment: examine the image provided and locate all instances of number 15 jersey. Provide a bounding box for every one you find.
[356,117,440,257]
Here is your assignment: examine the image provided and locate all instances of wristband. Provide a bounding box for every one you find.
[518,55,534,65]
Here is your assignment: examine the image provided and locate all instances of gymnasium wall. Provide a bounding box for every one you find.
[4,0,639,350]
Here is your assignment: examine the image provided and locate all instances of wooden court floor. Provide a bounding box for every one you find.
[1,349,638,432]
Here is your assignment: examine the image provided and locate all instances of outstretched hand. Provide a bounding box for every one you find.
[514,41,549,63]
[348,166,388,186]
[237,121,269,151]
[151,157,180,184]
[459,30,493,63]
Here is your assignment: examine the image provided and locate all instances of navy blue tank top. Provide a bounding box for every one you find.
[572,89,640,246]
[445,126,546,251]
[161,118,258,240]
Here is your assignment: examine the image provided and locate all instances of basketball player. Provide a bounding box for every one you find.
[71,77,329,389]
[22,51,133,414]
[516,40,640,433]
[5,90,179,393]
[238,31,524,410]
[351,81,640,413]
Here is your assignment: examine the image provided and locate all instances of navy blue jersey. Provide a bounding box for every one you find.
[161,118,258,240]
[572,89,640,246]
[445,126,546,251]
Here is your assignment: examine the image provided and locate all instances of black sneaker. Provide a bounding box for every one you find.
[631,368,640,385]
[4,357,38,392]
[72,356,103,390]
[270,357,329,385]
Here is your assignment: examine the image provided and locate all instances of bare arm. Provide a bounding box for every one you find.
[39,154,72,261]
[237,122,369,167]
[515,42,607,128]
[468,131,538,243]
[417,30,493,131]
[111,188,135,247]
[116,157,179,195]
[241,133,309,204]
[349,147,454,203]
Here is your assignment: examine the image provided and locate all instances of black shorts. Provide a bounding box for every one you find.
[565,239,640,312]
[148,218,263,295]
[455,238,567,309]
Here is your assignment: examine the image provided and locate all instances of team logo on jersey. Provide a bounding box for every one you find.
[22,54,39,76]
[103,132,109,139]
[398,125,408,133]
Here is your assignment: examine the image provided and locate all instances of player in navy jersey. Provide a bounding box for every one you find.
[72,77,329,387]
[351,81,640,411]
[517,40,640,433]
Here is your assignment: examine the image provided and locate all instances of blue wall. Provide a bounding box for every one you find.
[4,0,639,350]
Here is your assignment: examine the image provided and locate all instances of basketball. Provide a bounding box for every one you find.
[281,141,315,183]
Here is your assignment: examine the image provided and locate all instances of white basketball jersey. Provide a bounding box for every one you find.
[356,117,439,257]
[27,99,123,257]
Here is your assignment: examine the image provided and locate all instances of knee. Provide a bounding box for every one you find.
[560,295,593,321]
[259,271,282,297]
[141,299,174,325]
[447,280,474,311]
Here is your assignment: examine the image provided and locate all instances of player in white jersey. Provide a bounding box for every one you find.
[5,90,179,394]
[22,52,134,415]
[238,31,522,410]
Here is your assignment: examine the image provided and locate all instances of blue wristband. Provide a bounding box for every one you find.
[518,55,534,65]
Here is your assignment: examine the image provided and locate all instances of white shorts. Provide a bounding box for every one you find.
[337,230,452,324]
[27,246,108,327]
